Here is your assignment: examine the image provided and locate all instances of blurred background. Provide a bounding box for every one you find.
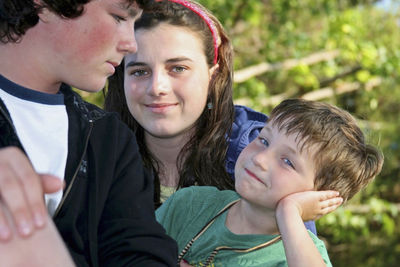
[80,0,400,265]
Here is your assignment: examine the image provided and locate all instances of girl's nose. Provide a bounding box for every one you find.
[148,70,171,96]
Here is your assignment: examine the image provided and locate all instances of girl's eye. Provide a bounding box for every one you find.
[130,69,149,77]
[171,66,187,73]
[259,137,269,147]
[283,158,295,169]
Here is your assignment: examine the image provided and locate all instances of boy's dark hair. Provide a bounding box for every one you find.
[268,98,384,201]
[0,0,152,43]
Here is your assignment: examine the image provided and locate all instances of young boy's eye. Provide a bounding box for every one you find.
[283,158,295,169]
[259,137,269,147]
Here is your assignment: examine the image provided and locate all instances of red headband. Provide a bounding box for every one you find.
[159,0,220,65]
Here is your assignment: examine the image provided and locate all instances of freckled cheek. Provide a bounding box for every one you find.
[68,25,115,63]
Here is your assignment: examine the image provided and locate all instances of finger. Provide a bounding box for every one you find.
[40,175,63,194]
[0,148,46,233]
[0,166,34,237]
[15,168,49,230]
[320,197,343,209]
[0,202,12,241]
[318,190,340,201]
[320,197,343,214]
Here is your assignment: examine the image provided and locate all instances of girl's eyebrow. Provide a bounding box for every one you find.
[165,57,193,63]
[125,61,146,68]
[125,57,194,68]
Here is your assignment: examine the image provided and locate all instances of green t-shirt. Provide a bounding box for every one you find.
[156,186,332,267]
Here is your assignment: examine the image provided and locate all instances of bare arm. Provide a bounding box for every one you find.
[276,191,342,266]
[0,147,63,241]
[0,201,75,266]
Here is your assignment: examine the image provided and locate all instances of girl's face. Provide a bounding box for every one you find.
[124,23,216,139]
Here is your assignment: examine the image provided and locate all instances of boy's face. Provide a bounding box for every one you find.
[234,121,316,210]
[39,0,142,92]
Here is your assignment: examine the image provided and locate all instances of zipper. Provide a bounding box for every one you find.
[53,119,94,218]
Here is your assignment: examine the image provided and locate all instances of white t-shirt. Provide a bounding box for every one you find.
[0,78,68,216]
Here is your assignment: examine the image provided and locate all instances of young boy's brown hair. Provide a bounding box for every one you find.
[268,98,384,201]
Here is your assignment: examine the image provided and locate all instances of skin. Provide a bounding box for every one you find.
[124,23,217,186]
[0,0,142,240]
[0,201,74,266]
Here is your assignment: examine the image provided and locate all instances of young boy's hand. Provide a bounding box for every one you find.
[277,190,343,221]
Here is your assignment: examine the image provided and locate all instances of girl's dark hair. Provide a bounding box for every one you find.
[105,0,235,206]
[0,0,152,43]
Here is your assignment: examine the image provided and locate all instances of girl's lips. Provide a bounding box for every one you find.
[145,103,178,113]
[245,168,265,184]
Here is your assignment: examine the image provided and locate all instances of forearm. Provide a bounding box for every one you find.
[0,202,75,267]
[276,199,326,267]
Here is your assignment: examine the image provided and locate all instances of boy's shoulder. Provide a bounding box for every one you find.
[60,84,118,121]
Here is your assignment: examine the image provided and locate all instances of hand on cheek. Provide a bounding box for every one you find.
[276,190,343,221]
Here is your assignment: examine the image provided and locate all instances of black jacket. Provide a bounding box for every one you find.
[0,84,177,266]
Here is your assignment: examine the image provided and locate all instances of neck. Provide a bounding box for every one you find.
[226,200,279,235]
[145,131,192,187]
[0,26,61,94]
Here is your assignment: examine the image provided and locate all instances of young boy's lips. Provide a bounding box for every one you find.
[245,168,265,185]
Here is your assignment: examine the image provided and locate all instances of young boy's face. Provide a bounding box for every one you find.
[39,0,142,92]
[234,121,316,210]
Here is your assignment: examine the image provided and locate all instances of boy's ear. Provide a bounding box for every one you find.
[37,8,54,23]
[34,0,55,23]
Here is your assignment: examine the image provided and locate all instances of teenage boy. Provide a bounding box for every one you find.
[157,99,383,267]
[0,0,177,266]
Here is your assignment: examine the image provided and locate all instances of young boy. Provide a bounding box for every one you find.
[156,98,383,267]
[0,0,177,266]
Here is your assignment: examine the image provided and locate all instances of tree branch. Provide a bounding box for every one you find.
[234,50,340,83]
[234,77,382,108]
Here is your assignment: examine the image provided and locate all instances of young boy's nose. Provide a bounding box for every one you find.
[252,150,270,171]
